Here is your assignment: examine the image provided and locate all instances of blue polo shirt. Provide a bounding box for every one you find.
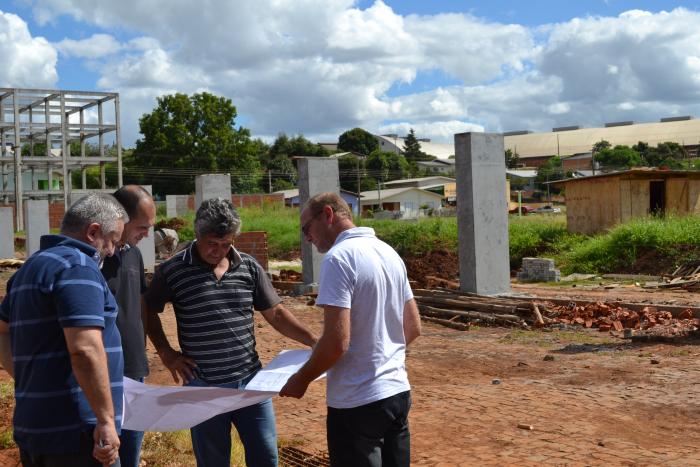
[0,235,124,454]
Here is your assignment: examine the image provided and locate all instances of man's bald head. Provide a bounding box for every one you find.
[113,185,156,246]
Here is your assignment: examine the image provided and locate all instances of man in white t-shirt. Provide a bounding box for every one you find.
[281,192,421,467]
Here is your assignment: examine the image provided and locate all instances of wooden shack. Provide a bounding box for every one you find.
[554,169,700,234]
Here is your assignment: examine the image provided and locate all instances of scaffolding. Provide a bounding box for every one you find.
[0,87,123,230]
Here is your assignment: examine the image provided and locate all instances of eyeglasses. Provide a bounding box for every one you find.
[301,211,323,236]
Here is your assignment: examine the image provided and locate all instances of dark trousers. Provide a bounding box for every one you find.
[19,430,121,467]
[327,391,411,467]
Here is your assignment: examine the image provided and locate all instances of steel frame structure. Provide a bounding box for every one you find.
[0,87,123,230]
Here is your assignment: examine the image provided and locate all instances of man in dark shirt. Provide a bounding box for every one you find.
[145,198,317,467]
[102,185,155,467]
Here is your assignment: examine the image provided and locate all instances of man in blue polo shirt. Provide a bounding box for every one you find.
[0,193,127,467]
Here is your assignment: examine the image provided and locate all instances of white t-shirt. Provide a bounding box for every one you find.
[316,227,414,409]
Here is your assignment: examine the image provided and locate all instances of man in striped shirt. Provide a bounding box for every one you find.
[145,198,317,467]
[0,193,127,467]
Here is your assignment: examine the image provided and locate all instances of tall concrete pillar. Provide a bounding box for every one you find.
[195,174,231,212]
[136,185,156,272]
[24,199,50,257]
[0,207,14,259]
[297,158,340,288]
[455,132,510,295]
[166,195,190,218]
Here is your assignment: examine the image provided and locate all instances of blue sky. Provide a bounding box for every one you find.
[2,1,700,147]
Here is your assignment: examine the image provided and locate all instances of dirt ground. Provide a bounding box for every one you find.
[1,271,700,465]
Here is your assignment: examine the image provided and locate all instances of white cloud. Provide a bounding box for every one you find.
[0,10,57,87]
[20,2,700,147]
[378,120,484,143]
[547,102,570,115]
[55,33,121,58]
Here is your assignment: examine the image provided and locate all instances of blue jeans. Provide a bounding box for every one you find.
[186,375,278,467]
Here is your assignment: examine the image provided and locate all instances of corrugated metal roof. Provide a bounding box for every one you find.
[359,187,443,204]
[553,168,700,185]
[505,119,700,159]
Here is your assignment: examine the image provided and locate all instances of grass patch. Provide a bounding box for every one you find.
[141,428,246,466]
[0,382,13,400]
[157,206,700,275]
[558,215,700,274]
[501,329,617,348]
[0,428,14,449]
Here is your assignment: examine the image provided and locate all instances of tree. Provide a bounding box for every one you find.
[594,145,643,169]
[592,140,611,153]
[366,150,390,184]
[132,92,262,194]
[505,149,520,169]
[535,156,569,194]
[338,128,379,156]
[647,141,685,168]
[402,128,428,162]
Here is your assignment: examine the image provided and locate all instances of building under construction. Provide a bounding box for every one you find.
[0,87,123,230]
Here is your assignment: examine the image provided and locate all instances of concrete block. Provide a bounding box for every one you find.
[135,185,156,272]
[166,195,190,218]
[455,132,510,295]
[297,158,340,285]
[0,207,14,259]
[24,199,50,257]
[195,174,231,212]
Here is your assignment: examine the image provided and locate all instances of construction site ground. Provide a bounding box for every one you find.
[1,271,700,465]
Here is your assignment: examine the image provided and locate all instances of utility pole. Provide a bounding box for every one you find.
[356,156,361,217]
[268,170,272,193]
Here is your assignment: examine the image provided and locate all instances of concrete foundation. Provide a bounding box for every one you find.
[136,185,156,272]
[166,195,190,218]
[455,132,510,295]
[0,207,14,259]
[195,174,231,212]
[297,158,340,285]
[24,199,50,257]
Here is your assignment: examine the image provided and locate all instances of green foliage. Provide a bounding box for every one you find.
[594,145,643,168]
[402,128,432,163]
[508,216,578,269]
[535,156,568,191]
[505,149,520,169]
[132,92,263,195]
[559,215,700,274]
[367,217,458,256]
[592,140,611,153]
[366,150,389,182]
[338,128,379,156]
[634,141,686,168]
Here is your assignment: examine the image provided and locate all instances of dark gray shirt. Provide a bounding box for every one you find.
[144,241,281,384]
[102,245,148,379]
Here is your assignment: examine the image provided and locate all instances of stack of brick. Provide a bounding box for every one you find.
[517,257,561,282]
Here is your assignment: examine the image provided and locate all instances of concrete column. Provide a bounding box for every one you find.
[136,185,156,272]
[455,132,510,295]
[166,194,190,218]
[194,174,231,212]
[24,199,50,257]
[0,207,14,259]
[297,157,340,289]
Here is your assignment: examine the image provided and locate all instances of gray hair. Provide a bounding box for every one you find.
[195,198,241,238]
[61,193,129,235]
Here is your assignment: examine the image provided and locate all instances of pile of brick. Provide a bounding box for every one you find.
[544,301,699,332]
[517,257,561,282]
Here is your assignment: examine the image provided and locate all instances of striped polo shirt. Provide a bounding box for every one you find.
[0,235,124,454]
[145,241,281,384]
